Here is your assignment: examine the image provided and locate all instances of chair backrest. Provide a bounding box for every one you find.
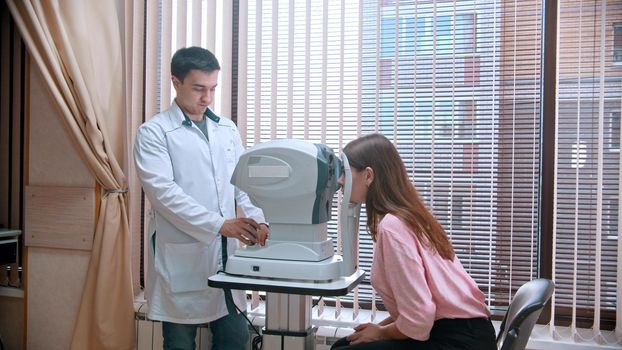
[496,278,555,350]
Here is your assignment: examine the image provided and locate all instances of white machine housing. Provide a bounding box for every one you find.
[226,139,361,281]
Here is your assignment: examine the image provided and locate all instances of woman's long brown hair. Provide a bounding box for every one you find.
[343,133,455,260]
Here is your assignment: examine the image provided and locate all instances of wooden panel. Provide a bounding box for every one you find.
[24,185,95,250]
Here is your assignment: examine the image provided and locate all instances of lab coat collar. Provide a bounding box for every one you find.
[205,108,221,123]
[172,100,221,126]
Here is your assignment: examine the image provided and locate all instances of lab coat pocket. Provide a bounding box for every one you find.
[224,139,237,164]
[163,242,210,293]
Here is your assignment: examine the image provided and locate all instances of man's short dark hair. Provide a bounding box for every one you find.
[171,47,221,82]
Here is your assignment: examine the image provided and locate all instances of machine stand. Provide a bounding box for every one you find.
[208,270,365,350]
[262,293,316,350]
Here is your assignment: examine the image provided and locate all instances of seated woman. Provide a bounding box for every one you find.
[332,133,496,350]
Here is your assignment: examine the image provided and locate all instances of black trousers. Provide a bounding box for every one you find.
[330,317,496,350]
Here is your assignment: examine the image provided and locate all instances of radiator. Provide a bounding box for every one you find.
[135,300,590,350]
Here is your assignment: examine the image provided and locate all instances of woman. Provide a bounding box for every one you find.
[332,133,496,350]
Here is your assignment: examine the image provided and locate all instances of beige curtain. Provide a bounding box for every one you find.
[6,1,134,349]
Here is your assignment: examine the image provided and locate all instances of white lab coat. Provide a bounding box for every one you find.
[133,101,265,324]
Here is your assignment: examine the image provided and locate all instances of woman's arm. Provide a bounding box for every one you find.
[378,316,395,326]
[379,322,409,340]
[347,320,408,345]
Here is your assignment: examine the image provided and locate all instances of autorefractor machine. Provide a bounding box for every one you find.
[208,139,366,350]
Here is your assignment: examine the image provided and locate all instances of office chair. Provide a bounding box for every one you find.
[496,278,555,350]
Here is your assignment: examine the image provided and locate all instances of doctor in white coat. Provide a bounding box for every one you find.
[134,47,269,350]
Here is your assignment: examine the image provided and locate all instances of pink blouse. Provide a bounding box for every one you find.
[370,214,490,341]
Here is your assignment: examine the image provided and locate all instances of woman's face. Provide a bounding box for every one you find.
[338,166,373,204]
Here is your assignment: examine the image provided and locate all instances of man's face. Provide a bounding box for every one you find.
[172,69,219,119]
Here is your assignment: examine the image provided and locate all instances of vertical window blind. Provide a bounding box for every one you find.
[141,0,622,342]
[553,0,622,341]
[144,0,233,120]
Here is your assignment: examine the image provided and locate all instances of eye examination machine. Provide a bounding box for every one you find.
[208,139,366,350]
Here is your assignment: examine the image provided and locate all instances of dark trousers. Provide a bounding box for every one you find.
[161,312,249,350]
[331,317,496,350]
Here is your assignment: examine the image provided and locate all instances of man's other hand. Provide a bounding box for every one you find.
[220,218,266,246]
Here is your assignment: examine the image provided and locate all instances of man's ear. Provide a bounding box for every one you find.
[171,76,181,88]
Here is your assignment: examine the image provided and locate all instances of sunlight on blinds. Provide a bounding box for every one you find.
[147,0,231,118]
[238,0,543,319]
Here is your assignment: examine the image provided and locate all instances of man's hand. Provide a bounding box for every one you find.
[256,223,270,246]
[220,218,268,246]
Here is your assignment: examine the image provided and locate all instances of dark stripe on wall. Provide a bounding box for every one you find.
[0,0,26,275]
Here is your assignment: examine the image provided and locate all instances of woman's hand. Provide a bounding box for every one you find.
[346,323,385,344]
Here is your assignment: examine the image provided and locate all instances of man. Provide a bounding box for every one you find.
[134,46,269,350]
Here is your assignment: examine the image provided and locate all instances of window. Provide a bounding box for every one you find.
[241,0,540,313]
[608,112,620,151]
[237,0,622,339]
[378,10,476,89]
[416,13,476,56]
[381,16,415,58]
